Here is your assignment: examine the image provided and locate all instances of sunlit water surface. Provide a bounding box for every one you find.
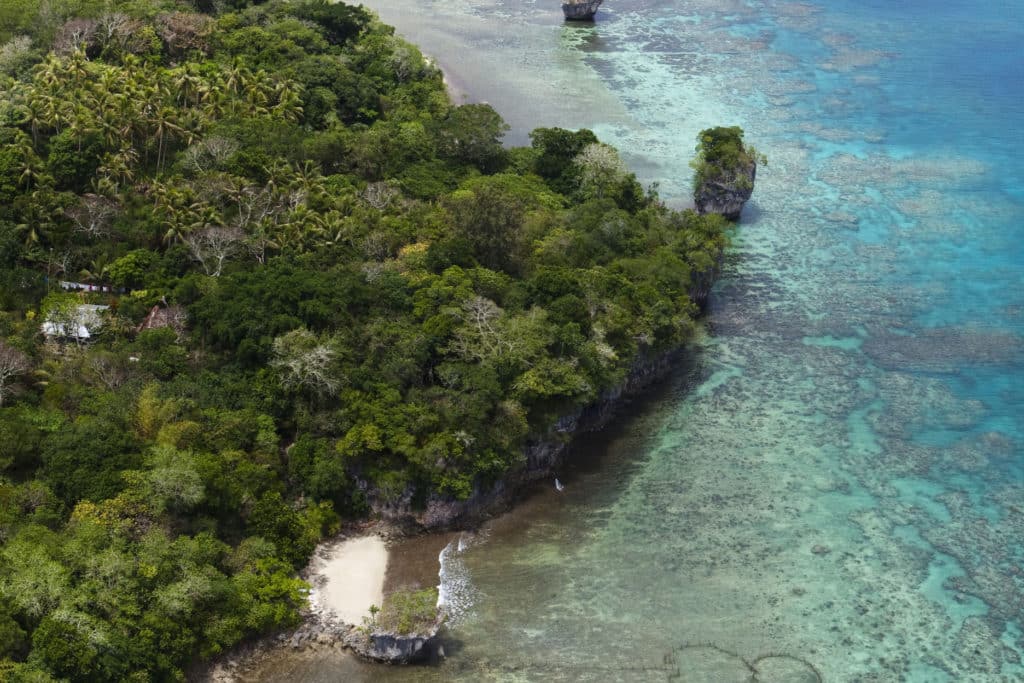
[247,0,1024,680]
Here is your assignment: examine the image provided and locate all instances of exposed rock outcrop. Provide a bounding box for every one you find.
[198,572,443,680]
[364,263,720,531]
[563,0,603,21]
[369,351,690,528]
[343,628,442,664]
[694,158,756,221]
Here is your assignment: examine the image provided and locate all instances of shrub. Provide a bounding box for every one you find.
[690,125,766,192]
[377,586,439,635]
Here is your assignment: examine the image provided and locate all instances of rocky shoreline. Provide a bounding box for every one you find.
[199,525,443,682]
[198,166,752,678]
[201,612,442,682]
[368,348,684,530]
[199,347,687,679]
[364,262,722,532]
[198,267,718,681]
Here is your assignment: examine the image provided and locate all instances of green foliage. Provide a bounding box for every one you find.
[0,409,42,475]
[0,0,730,679]
[107,250,157,289]
[377,586,439,635]
[0,143,25,208]
[288,435,353,505]
[292,1,371,46]
[0,601,28,659]
[247,491,318,567]
[530,126,599,195]
[46,130,104,193]
[133,327,188,379]
[445,178,527,273]
[189,259,364,363]
[690,125,765,193]
[695,126,747,169]
[435,103,509,173]
[40,415,142,505]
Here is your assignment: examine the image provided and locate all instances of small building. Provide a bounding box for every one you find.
[41,304,110,342]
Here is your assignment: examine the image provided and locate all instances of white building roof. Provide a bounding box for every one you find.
[41,304,109,340]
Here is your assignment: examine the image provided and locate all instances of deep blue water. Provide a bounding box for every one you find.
[249,0,1024,679]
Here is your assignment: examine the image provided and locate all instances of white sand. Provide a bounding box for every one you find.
[308,536,388,625]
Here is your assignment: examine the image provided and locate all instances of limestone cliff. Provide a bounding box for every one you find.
[366,265,718,531]
[691,125,761,221]
[694,157,756,221]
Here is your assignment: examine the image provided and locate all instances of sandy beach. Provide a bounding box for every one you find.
[307,535,389,625]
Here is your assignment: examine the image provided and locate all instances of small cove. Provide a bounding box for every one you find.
[244,0,1024,679]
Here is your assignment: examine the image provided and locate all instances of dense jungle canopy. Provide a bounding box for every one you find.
[0,0,727,678]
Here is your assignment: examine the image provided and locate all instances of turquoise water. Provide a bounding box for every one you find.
[248,0,1024,680]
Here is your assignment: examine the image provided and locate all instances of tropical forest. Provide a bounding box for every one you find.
[0,0,729,678]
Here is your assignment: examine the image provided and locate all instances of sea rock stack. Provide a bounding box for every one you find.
[691,125,762,221]
[693,158,756,220]
[563,0,603,21]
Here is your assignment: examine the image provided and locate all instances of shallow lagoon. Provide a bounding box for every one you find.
[248,0,1024,679]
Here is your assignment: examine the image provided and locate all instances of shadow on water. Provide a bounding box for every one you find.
[560,346,706,484]
[739,199,764,225]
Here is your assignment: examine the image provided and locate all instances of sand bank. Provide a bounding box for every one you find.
[306,535,388,625]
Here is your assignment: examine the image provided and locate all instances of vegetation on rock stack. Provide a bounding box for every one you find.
[691,126,762,191]
[0,0,728,679]
[691,125,765,220]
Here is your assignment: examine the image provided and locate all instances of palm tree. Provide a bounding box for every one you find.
[67,103,100,152]
[150,181,189,244]
[315,210,350,250]
[15,191,61,247]
[66,48,91,87]
[96,68,121,98]
[121,53,140,81]
[20,94,49,146]
[32,54,64,92]
[11,134,47,190]
[95,146,138,194]
[244,70,272,112]
[222,58,251,96]
[80,254,112,283]
[38,93,68,134]
[201,92,228,122]
[287,160,325,199]
[278,205,324,254]
[110,92,138,150]
[173,64,205,108]
[97,109,124,149]
[15,222,43,248]
[152,106,186,170]
[272,80,304,123]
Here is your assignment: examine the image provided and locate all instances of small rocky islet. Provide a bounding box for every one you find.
[562,0,604,21]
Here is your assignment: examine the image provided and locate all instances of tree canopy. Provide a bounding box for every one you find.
[690,125,766,194]
[0,0,729,679]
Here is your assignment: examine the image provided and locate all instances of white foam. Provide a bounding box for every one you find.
[438,536,477,627]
